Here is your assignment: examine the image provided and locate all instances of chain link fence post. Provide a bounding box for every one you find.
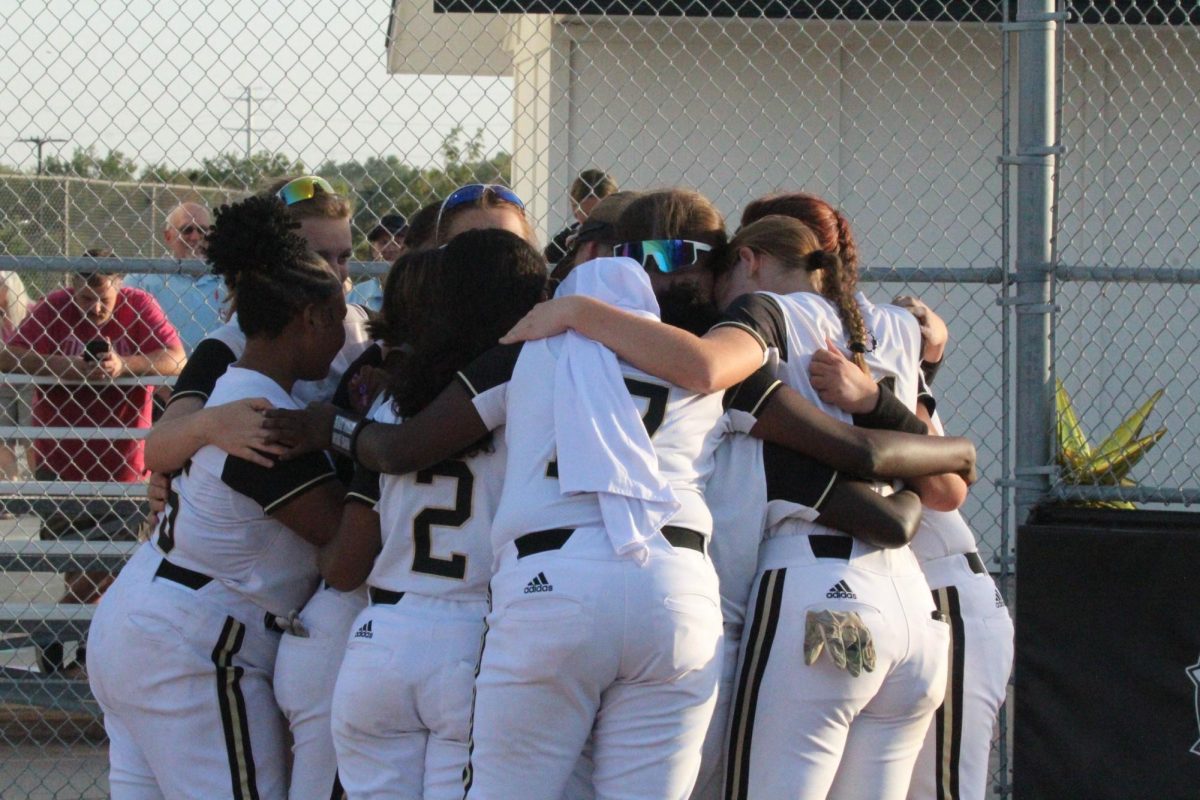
[1011,0,1062,527]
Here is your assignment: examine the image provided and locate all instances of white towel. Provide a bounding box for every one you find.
[553,257,680,564]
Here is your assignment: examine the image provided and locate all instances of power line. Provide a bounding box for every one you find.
[17,135,69,175]
[223,85,277,159]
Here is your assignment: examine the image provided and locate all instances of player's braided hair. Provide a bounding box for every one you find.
[387,228,547,419]
[205,195,341,338]
[741,193,872,374]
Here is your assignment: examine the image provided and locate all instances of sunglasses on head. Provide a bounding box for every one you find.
[276,175,336,206]
[613,239,713,274]
[435,184,526,240]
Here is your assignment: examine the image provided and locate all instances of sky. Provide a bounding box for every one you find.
[0,0,514,174]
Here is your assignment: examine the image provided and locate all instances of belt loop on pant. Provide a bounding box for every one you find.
[964,551,987,575]
[369,587,405,606]
[808,535,853,561]
[514,528,575,558]
[660,526,706,555]
[154,558,213,590]
[514,526,706,558]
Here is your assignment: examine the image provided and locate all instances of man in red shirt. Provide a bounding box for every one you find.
[1,269,184,666]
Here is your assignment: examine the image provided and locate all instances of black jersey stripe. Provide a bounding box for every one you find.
[932,586,966,800]
[211,616,258,800]
[725,567,787,800]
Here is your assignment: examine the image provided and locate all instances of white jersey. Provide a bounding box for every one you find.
[713,290,923,536]
[909,410,980,562]
[152,367,337,615]
[350,402,505,600]
[704,412,766,633]
[169,305,371,406]
[458,340,725,555]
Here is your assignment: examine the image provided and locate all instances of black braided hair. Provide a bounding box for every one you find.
[205,195,341,338]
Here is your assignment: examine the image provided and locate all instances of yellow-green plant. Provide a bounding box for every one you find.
[1056,380,1166,509]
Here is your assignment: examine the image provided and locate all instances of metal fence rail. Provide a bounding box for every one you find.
[0,0,1197,797]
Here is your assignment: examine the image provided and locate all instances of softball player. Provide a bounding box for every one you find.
[466,257,725,800]
[907,479,1014,800]
[501,215,969,800]
[318,231,547,800]
[806,316,1014,800]
[86,196,348,800]
[141,178,372,800]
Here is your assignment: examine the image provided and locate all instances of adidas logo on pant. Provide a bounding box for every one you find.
[353,620,373,639]
[825,580,857,599]
[524,572,553,594]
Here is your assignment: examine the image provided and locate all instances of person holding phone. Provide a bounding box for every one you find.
[0,266,185,672]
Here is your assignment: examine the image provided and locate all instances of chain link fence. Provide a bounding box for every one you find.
[0,0,1196,796]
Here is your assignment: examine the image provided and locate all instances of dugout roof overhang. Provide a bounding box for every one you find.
[386,0,1195,76]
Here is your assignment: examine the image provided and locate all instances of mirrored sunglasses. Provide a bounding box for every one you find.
[435,183,526,240]
[613,239,713,274]
[276,175,336,206]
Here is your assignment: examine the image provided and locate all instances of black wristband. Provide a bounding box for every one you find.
[921,356,944,386]
[330,411,373,462]
[853,383,928,435]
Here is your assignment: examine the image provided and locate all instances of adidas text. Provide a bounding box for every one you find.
[353,620,373,639]
[524,572,553,594]
[826,580,857,600]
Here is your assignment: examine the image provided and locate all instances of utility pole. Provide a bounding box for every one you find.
[18,135,69,175]
[223,85,275,159]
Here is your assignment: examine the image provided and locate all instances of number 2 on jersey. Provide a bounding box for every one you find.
[545,378,668,478]
[412,460,474,580]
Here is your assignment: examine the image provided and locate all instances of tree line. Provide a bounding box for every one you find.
[4,128,511,256]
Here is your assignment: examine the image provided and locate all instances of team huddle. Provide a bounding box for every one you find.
[85,176,1014,800]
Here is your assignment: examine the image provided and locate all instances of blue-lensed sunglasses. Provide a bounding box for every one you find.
[613,239,713,274]
[276,175,336,206]
[435,183,526,241]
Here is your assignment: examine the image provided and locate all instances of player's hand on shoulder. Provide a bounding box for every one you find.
[263,402,335,460]
[893,294,948,364]
[208,397,283,467]
[146,471,170,521]
[499,296,584,344]
[808,338,879,414]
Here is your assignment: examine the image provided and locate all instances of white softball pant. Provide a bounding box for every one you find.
[725,532,949,800]
[87,545,288,800]
[908,553,1014,800]
[330,591,487,800]
[273,583,367,800]
[465,526,723,800]
[569,623,740,800]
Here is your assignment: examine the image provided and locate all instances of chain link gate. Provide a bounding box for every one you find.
[0,0,1196,797]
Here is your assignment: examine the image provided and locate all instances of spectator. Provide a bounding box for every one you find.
[124,201,224,353]
[367,213,407,263]
[0,271,29,486]
[162,202,210,260]
[544,168,619,268]
[0,265,184,672]
[346,213,407,311]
